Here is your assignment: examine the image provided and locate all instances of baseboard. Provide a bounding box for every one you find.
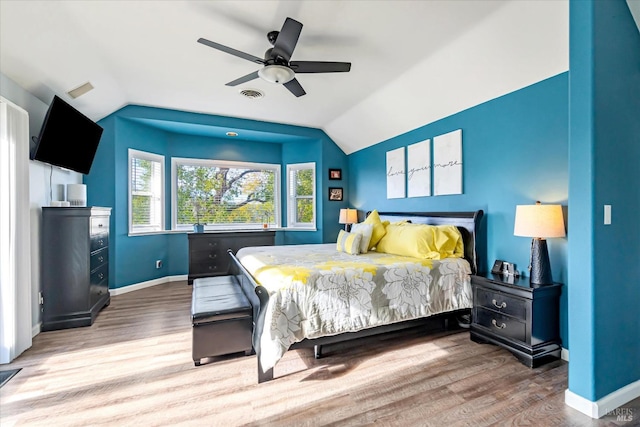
[109,274,188,296]
[561,347,569,362]
[565,379,640,419]
[32,323,40,338]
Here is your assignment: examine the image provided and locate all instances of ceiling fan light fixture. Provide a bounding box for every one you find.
[258,65,295,84]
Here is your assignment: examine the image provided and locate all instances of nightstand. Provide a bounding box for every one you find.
[470,274,562,368]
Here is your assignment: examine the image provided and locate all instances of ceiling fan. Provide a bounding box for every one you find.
[197,17,351,97]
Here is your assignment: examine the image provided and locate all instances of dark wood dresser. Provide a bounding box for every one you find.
[41,206,111,331]
[470,273,562,368]
[187,231,275,284]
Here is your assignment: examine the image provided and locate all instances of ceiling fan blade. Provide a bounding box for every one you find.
[197,38,265,65]
[283,78,306,97]
[225,70,260,86]
[271,18,302,62]
[289,61,351,73]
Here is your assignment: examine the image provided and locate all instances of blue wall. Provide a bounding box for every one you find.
[322,138,350,243]
[568,0,640,401]
[86,105,347,288]
[349,73,570,345]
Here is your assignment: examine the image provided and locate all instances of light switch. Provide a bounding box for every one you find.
[604,205,611,225]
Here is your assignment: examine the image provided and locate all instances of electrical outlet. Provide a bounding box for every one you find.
[155,260,162,269]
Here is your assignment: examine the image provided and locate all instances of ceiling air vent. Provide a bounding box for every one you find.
[239,89,264,99]
[67,82,94,99]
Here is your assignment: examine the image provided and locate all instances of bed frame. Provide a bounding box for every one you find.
[228,210,485,383]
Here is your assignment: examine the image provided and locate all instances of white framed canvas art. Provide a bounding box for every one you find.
[386,147,405,199]
[433,129,462,196]
[407,139,431,198]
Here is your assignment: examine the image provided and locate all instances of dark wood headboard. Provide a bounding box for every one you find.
[371,211,485,274]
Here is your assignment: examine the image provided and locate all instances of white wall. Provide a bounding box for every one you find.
[0,72,82,335]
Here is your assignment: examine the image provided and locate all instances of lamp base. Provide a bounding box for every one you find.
[530,238,553,286]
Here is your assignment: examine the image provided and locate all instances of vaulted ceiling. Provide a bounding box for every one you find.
[0,1,579,154]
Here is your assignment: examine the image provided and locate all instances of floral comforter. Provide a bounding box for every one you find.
[236,243,472,371]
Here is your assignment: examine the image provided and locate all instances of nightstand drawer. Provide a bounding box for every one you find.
[476,287,526,319]
[475,307,526,342]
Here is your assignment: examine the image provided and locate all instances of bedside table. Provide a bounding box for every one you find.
[470,274,562,368]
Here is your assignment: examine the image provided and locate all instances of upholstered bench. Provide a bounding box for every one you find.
[191,275,253,366]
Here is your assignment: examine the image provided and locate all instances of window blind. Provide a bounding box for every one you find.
[174,161,279,229]
[131,155,162,231]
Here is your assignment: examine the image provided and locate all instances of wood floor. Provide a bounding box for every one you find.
[1,281,637,427]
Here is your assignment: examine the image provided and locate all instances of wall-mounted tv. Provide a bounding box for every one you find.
[30,95,104,175]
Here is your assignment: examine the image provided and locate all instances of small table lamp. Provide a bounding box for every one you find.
[339,208,358,231]
[514,201,565,286]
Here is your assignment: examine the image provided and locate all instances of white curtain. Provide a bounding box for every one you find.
[0,96,32,364]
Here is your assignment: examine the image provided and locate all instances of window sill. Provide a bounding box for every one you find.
[128,229,184,237]
[128,227,317,236]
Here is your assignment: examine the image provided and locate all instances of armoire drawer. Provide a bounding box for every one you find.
[91,234,109,252]
[90,247,109,272]
[90,217,110,236]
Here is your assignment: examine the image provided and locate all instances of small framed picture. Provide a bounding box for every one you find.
[329,168,342,180]
[328,187,343,201]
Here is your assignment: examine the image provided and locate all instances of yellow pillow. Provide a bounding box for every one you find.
[375,223,464,259]
[363,210,387,250]
[336,230,362,255]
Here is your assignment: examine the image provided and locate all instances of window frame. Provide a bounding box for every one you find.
[128,148,165,235]
[171,157,281,231]
[286,162,316,230]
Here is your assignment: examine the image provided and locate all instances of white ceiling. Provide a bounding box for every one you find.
[0,0,574,154]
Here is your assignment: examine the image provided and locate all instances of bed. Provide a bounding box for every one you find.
[228,210,485,382]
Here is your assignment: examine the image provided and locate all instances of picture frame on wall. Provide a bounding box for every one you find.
[328,187,343,201]
[329,168,342,180]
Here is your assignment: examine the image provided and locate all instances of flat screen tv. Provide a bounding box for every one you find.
[30,95,104,175]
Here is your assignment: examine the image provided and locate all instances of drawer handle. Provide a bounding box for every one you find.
[98,256,104,262]
[98,223,103,228]
[208,253,217,259]
[491,319,506,329]
[208,242,217,247]
[98,239,104,246]
[492,299,506,309]
[208,266,217,271]
[98,273,104,279]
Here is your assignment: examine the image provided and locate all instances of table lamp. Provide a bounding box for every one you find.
[339,208,358,231]
[514,201,565,286]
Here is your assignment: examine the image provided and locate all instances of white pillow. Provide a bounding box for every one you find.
[350,223,374,254]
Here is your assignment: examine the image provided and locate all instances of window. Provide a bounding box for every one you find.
[172,158,280,230]
[286,162,316,229]
[129,149,165,234]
